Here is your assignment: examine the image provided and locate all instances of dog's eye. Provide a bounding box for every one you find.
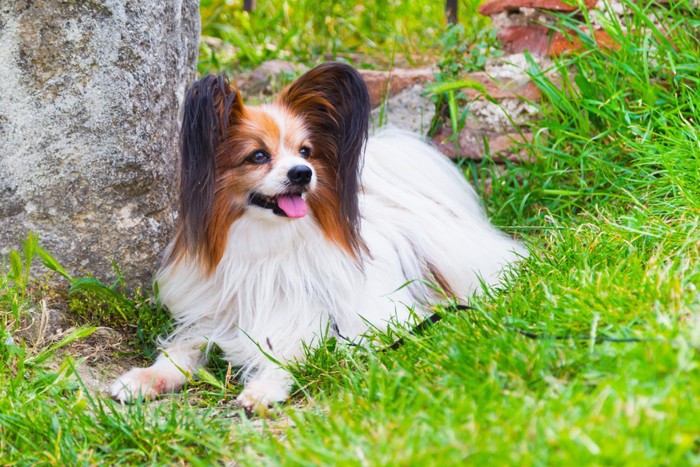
[299,146,311,159]
[247,150,270,165]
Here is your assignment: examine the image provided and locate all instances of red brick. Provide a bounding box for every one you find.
[432,127,534,163]
[360,67,540,108]
[460,72,541,101]
[548,29,618,56]
[488,132,535,162]
[498,25,619,57]
[359,68,435,108]
[498,25,550,56]
[479,0,597,15]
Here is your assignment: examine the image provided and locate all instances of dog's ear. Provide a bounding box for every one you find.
[176,75,243,261]
[279,62,370,258]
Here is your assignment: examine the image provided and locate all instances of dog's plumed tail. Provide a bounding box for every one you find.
[362,130,526,301]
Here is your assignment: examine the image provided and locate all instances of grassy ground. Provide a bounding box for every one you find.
[1,0,699,464]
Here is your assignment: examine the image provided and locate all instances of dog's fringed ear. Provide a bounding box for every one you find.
[279,62,370,258]
[176,75,243,261]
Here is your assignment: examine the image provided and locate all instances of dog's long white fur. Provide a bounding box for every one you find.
[110,130,526,407]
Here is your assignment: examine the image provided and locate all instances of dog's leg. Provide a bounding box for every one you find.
[110,336,206,403]
[219,330,312,411]
[236,364,294,411]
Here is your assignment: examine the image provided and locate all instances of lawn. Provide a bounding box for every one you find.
[1,0,699,464]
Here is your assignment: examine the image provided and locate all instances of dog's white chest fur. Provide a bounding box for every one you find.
[158,214,362,365]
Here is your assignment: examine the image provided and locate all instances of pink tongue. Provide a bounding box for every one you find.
[277,195,307,218]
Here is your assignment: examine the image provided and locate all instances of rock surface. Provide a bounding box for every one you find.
[0,0,200,287]
[359,68,435,108]
[432,127,536,162]
[370,84,436,135]
[239,60,309,98]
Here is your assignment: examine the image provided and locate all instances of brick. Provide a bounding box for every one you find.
[548,29,618,56]
[359,68,540,108]
[460,72,541,101]
[488,132,536,162]
[359,68,435,108]
[432,127,534,163]
[498,25,619,56]
[479,0,597,15]
[497,25,551,56]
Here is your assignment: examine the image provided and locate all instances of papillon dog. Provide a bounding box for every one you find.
[110,62,526,410]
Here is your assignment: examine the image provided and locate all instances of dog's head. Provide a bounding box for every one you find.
[170,63,370,272]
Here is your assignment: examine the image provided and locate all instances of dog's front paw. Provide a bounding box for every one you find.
[236,379,290,413]
[109,367,184,403]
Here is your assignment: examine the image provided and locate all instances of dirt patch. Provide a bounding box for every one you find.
[16,296,145,395]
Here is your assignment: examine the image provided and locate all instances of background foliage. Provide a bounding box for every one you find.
[199,0,487,73]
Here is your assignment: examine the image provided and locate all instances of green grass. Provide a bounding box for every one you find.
[1,0,699,464]
[199,0,487,74]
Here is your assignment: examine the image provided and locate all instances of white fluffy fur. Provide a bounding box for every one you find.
[110,130,526,408]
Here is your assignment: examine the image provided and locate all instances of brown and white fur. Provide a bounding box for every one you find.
[110,63,526,410]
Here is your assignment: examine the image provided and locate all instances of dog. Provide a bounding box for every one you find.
[110,62,526,410]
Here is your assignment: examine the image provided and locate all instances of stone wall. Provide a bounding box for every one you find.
[0,0,199,287]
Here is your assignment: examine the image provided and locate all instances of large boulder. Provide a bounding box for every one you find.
[0,0,199,287]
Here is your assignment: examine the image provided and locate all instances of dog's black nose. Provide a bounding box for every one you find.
[287,165,312,186]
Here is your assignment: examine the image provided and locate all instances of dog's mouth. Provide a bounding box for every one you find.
[248,192,308,218]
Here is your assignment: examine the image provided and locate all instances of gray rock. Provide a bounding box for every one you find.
[246,59,307,84]
[0,0,199,287]
[370,84,436,135]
